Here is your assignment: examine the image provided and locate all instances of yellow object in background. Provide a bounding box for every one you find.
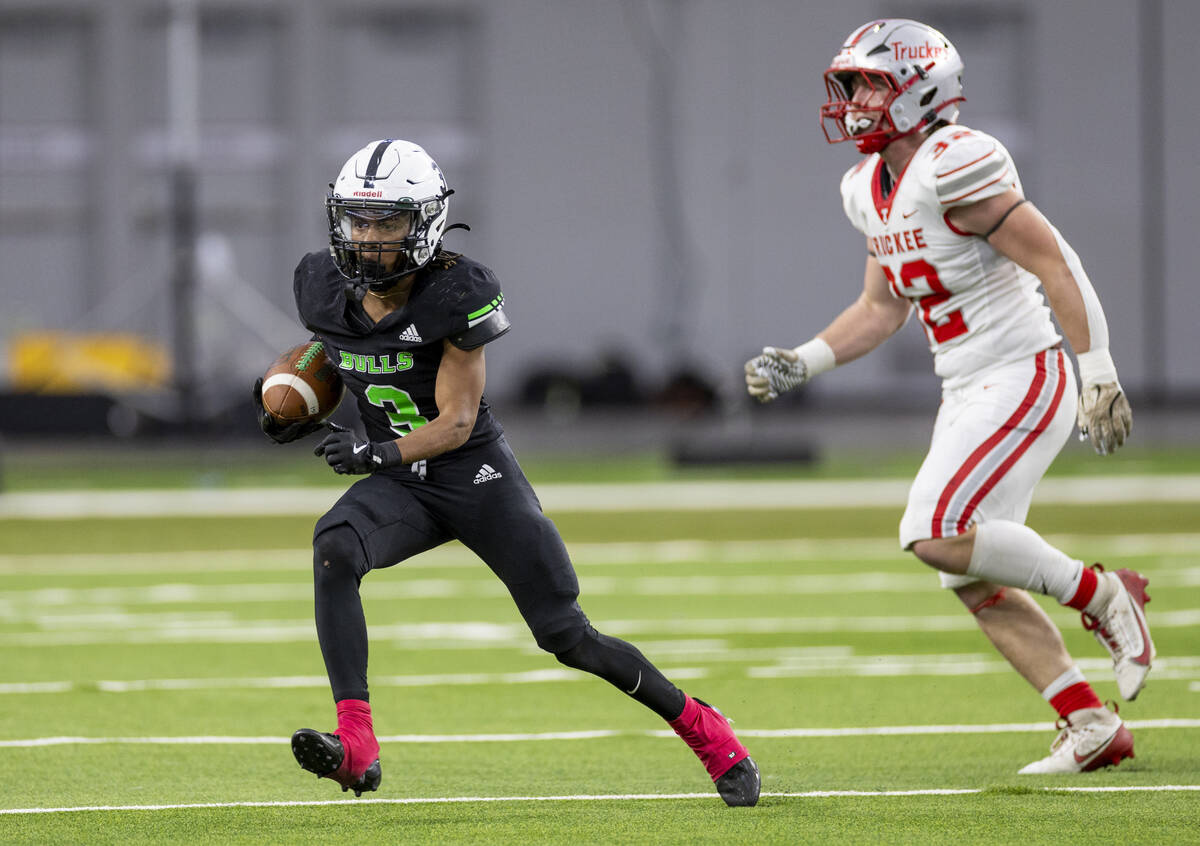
[8,332,171,393]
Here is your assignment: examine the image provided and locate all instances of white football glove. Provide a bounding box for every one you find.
[1077,382,1132,456]
[744,346,809,403]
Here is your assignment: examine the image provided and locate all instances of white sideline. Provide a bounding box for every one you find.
[3,785,1199,815]
[4,474,1200,518]
[4,718,1199,747]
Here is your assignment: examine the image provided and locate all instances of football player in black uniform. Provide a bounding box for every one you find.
[252,140,760,806]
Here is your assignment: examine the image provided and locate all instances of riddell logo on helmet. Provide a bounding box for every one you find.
[892,41,946,61]
[353,190,384,198]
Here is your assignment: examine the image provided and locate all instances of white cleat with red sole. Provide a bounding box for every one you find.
[1018,704,1134,775]
[1082,565,1155,701]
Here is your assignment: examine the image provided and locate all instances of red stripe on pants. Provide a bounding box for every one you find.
[929,350,1052,538]
[954,349,1067,533]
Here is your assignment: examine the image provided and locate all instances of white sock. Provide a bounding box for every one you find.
[967,521,1085,604]
[1083,571,1119,617]
[1040,666,1086,701]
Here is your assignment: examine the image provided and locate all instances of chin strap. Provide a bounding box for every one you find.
[856,123,927,155]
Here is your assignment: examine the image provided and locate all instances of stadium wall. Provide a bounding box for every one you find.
[0,0,1195,426]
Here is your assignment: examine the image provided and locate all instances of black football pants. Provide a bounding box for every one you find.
[309,435,685,720]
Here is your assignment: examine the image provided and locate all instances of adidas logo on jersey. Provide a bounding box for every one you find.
[473,463,503,485]
[398,324,423,343]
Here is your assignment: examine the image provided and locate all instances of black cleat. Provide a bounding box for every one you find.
[715,756,761,807]
[291,728,382,797]
[669,696,760,807]
[292,728,342,777]
[344,759,382,797]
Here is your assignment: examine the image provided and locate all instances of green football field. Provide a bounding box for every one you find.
[1,448,1198,844]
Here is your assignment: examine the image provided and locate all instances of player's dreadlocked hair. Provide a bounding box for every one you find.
[428,249,462,272]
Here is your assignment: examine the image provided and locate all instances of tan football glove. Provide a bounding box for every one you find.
[744,346,809,403]
[1077,382,1132,456]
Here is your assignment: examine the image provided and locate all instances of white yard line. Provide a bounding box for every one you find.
[0,572,966,608]
[5,475,1200,519]
[3,609,1200,648]
[4,566,1200,613]
[5,654,1200,696]
[0,668,698,696]
[2,785,1199,815]
[4,718,1199,748]
[3,533,1199,577]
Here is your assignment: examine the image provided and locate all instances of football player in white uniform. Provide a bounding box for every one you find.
[745,19,1152,774]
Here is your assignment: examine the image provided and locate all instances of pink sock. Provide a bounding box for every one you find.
[668,695,699,730]
[335,699,380,777]
[668,695,748,781]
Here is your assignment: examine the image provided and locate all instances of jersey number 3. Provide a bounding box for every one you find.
[883,259,968,344]
[365,385,430,437]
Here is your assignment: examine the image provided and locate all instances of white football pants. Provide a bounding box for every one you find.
[898,347,1077,588]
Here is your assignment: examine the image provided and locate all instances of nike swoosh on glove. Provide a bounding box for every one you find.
[744,346,809,403]
[1077,382,1132,456]
[314,426,404,474]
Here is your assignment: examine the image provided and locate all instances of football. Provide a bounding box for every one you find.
[260,340,344,423]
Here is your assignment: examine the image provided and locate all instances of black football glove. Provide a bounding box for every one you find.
[314,423,404,475]
[252,377,325,444]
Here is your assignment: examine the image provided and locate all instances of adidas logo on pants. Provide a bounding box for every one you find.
[473,463,503,484]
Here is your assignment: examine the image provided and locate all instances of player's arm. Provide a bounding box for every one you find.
[948,188,1132,454]
[745,248,911,402]
[947,189,1100,351]
[383,340,484,463]
[819,252,912,363]
[314,340,485,474]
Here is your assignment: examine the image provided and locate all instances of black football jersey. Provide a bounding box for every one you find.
[294,250,511,453]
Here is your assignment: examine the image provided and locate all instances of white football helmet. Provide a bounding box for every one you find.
[326,139,452,290]
[820,19,964,154]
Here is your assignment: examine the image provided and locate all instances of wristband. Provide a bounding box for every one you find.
[793,338,837,377]
[374,439,404,469]
[1076,348,1118,388]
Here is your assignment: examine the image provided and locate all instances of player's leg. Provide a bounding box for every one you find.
[953,580,1073,691]
[918,522,1154,700]
[900,350,1140,772]
[951,580,1133,773]
[445,437,759,806]
[292,473,450,795]
[904,350,1153,701]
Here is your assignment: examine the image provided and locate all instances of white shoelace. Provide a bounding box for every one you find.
[1049,714,1114,756]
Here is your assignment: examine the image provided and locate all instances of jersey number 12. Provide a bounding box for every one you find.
[883,259,969,344]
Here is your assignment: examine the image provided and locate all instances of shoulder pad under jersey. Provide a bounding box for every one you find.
[427,253,512,350]
[925,127,1019,208]
[293,251,350,333]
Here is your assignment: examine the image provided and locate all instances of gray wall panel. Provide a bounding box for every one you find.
[0,0,1192,411]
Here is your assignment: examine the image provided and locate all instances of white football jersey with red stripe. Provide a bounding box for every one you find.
[840,124,1060,389]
